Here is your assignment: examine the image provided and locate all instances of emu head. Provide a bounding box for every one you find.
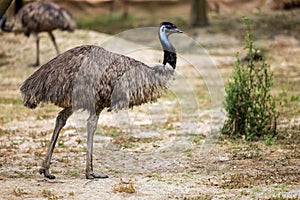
[159,22,182,37]
[159,22,182,53]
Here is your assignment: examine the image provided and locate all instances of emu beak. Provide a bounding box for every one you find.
[175,28,183,33]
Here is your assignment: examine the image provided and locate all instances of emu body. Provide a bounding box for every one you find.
[4,2,76,66]
[20,22,182,179]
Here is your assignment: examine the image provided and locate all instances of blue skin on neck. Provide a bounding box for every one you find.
[159,26,176,53]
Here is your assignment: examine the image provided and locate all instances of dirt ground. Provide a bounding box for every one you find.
[0,1,300,200]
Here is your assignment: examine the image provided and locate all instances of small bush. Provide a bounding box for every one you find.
[222,17,277,140]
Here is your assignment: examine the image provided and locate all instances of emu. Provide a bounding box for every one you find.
[2,2,76,66]
[20,22,182,179]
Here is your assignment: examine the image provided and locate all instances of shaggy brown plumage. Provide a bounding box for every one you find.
[6,1,76,66]
[20,22,182,180]
[20,45,174,111]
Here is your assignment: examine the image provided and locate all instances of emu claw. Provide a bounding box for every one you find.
[86,173,108,179]
[29,63,39,67]
[39,167,56,179]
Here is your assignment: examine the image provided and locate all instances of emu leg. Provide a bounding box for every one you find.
[86,111,108,179]
[48,31,59,55]
[30,33,39,67]
[39,107,73,179]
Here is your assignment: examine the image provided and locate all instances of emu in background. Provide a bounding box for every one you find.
[2,2,76,66]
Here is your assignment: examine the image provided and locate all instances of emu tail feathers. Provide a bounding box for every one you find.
[20,79,38,109]
[24,101,37,109]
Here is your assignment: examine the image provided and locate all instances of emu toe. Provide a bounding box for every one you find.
[29,62,39,67]
[39,167,56,179]
[86,173,109,179]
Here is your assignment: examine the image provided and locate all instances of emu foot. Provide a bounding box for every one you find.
[39,167,56,179]
[29,62,39,67]
[86,172,108,179]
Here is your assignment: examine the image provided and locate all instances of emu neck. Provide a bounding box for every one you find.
[159,30,177,69]
[159,31,175,52]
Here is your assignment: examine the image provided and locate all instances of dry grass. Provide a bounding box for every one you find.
[113,177,136,193]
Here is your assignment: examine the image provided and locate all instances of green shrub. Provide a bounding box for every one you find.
[222,17,277,140]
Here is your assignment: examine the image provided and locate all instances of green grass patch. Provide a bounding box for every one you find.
[77,14,137,35]
[192,133,206,145]
[0,98,23,105]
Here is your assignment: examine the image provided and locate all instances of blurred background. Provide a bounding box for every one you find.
[2,0,300,37]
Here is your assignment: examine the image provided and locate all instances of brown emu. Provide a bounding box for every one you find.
[3,2,76,66]
[20,22,182,179]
